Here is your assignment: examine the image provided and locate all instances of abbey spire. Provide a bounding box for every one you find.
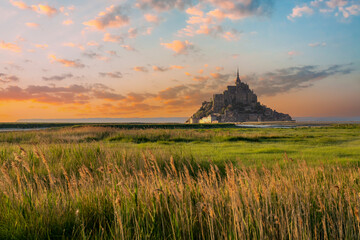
[235,68,241,85]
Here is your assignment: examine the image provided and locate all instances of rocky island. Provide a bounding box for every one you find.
[187,69,292,123]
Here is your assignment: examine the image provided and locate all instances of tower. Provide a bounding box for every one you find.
[235,68,241,85]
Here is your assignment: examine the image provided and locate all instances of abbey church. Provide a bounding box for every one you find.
[187,69,292,123]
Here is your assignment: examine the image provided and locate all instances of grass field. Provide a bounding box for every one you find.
[0,124,359,239]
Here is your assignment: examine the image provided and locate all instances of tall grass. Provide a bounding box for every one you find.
[1,144,360,239]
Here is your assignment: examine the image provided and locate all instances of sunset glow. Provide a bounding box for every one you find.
[0,0,359,121]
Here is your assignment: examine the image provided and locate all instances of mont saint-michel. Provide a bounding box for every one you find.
[187,70,292,123]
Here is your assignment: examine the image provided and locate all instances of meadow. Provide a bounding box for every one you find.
[0,123,360,239]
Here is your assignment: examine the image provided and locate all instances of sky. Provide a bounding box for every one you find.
[0,0,359,121]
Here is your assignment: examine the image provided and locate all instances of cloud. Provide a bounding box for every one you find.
[152,65,184,72]
[222,29,241,41]
[155,83,215,110]
[10,1,58,16]
[128,28,138,38]
[49,54,85,68]
[186,5,204,16]
[192,75,209,82]
[133,66,148,72]
[99,72,123,78]
[288,5,314,20]
[9,0,28,9]
[161,40,194,55]
[25,22,39,28]
[144,14,161,23]
[204,0,274,20]
[171,65,184,69]
[179,2,249,40]
[43,73,73,81]
[246,64,354,96]
[63,19,74,25]
[63,42,85,50]
[288,51,300,57]
[135,0,191,11]
[122,92,156,103]
[0,73,19,83]
[0,40,21,52]
[121,45,136,51]
[87,41,99,46]
[82,51,108,61]
[153,66,168,72]
[107,50,119,57]
[306,0,359,19]
[0,83,124,104]
[35,44,48,49]
[103,33,123,43]
[308,42,327,47]
[326,0,348,9]
[83,5,129,30]
[346,4,360,16]
[32,4,57,16]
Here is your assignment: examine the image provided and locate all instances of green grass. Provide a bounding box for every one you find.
[0,124,359,239]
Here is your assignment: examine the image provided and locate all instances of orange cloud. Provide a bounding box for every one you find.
[9,0,28,9]
[186,5,204,16]
[0,40,21,52]
[207,9,225,20]
[10,1,58,16]
[83,5,129,30]
[63,42,85,51]
[153,65,185,72]
[144,14,160,23]
[32,4,57,16]
[87,41,99,46]
[0,84,124,105]
[133,66,148,72]
[49,54,85,68]
[103,33,123,43]
[63,19,73,25]
[161,40,194,55]
[25,22,39,28]
[35,44,48,49]
[192,75,209,82]
[170,65,184,69]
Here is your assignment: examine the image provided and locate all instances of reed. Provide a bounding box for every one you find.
[0,146,359,239]
[0,124,359,239]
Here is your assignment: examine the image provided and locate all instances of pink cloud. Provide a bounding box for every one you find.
[63,19,74,25]
[49,54,85,68]
[0,40,21,53]
[288,5,314,20]
[10,1,58,16]
[25,22,39,28]
[133,66,148,72]
[186,5,204,16]
[161,40,194,55]
[83,5,129,30]
[103,33,123,43]
[144,14,161,23]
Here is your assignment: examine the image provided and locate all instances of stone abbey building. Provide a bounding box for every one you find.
[187,69,292,123]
